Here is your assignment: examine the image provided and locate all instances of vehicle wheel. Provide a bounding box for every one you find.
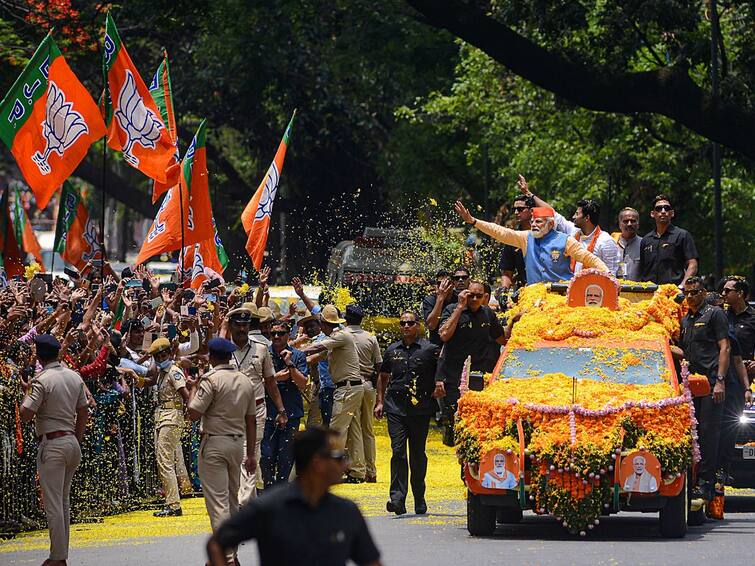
[467,491,496,536]
[659,476,687,538]
[496,507,523,524]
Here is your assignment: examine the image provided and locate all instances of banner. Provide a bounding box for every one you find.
[241,110,295,270]
[0,34,105,209]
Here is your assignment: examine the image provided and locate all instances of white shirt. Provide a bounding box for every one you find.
[554,212,620,275]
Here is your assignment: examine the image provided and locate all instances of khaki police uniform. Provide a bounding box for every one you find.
[346,325,383,480]
[321,328,365,478]
[21,362,87,561]
[155,363,187,510]
[189,363,255,563]
[233,339,274,504]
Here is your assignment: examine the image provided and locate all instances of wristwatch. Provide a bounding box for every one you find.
[715,375,725,382]
[286,363,294,369]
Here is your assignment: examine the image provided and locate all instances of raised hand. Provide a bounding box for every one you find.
[517,174,531,195]
[291,277,305,298]
[454,200,475,225]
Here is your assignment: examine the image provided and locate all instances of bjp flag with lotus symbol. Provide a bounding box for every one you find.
[0,33,105,210]
[103,14,178,185]
[241,110,295,270]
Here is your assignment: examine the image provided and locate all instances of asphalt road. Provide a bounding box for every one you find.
[5,497,755,566]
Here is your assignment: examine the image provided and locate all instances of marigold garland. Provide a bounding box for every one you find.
[456,284,694,535]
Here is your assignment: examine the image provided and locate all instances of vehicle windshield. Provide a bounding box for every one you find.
[497,346,670,385]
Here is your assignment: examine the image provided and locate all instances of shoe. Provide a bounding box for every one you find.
[343,475,365,484]
[691,482,713,501]
[153,507,183,517]
[365,475,377,483]
[386,500,407,515]
[415,500,427,515]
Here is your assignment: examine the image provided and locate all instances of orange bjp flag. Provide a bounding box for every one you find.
[241,110,295,270]
[0,34,106,210]
[103,14,178,185]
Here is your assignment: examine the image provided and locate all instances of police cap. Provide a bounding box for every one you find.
[208,337,237,356]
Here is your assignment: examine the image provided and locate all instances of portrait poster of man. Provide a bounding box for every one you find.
[479,451,518,490]
[567,270,619,310]
[619,452,661,493]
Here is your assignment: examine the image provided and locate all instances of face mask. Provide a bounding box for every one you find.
[156,358,172,370]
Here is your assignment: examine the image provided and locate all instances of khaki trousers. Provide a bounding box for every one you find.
[331,383,365,478]
[156,425,182,509]
[199,434,244,564]
[305,380,322,428]
[238,401,265,506]
[360,380,377,478]
[38,435,81,561]
[174,439,192,493]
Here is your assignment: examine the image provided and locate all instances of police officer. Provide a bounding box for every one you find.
[374,311,439,516]
[144,337,189,517]
[188,337,256,566]
[224,302,286,505]
[20,334,89,565]
[679,277,730,499]
[301,305,365,482]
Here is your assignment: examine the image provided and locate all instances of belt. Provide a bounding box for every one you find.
[335,379,363,388]
[37,430,75,442]
[201,433,243,438]
[256,398,265,406]
[158,403,184,410]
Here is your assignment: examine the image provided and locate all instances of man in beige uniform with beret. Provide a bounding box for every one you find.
[224,302,286,504]
[143,337,190,517]
[188,337,256,565]
[21,334,89,566]
[301,305,366,483]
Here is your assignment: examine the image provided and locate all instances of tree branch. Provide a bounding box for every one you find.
[405,0,755,159]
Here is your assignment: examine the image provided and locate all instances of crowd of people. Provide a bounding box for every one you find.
[0,184,753,565]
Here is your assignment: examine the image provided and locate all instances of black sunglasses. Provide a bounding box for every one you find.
[468,293,484,299]
[513,206,530,213]
[399,320,417,327]
[683,288,703,296]
[452,275,469,281]
[271,330,288,337]
[654,205,672,212]
[722,287,738,294]
[321,450,347,462]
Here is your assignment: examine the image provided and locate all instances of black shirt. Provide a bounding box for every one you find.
[436,304,504,384]
[639,224,698,285]
[727,305,755,361]
[680,304,729,379]
[380,338,440,416]
[215,481,380,566]
[499,243,527,287]
[421,291,458,346]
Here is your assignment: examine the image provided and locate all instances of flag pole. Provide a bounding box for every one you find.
[179,179,185,283]
[100,54,108,282]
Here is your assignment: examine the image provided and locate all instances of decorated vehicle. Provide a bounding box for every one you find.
[456,270,702,538]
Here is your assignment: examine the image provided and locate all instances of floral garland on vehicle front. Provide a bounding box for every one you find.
[456,284,696,535]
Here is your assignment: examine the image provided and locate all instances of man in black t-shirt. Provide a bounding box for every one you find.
[422,268,467,346]
[434,281,506,444]
[207,428,381,566]
[639,194,698,286]
[499,194,533,290]
[679,277,730,499]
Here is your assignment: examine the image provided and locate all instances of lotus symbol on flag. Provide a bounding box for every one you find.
[254,163,280,221]
[115,70,164,167]
[82,217,101,260]
[192,246,205,280]
[31,81,89,175]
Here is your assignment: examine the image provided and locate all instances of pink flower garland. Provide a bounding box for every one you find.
[568,409,577,446]
[679,362,701,463]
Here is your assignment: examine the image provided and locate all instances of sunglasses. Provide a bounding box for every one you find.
[654,205,673,212]
[513,206,530,213]
[452,275,469,281]
[468,293,484,299]
[683,289,703,296]
[399,320,417,327]
[322,450,347,462]
[722,287,738,294]
[271,330,288,337]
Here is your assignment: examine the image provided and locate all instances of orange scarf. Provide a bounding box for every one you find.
[570,226,601,271]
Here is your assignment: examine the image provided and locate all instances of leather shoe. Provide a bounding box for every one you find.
[691,482,713,501]
[153,507,183,517]
[386,500,407,515]
[365,475,377,483]
[343,475,365,484]
[415,500,427,515]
